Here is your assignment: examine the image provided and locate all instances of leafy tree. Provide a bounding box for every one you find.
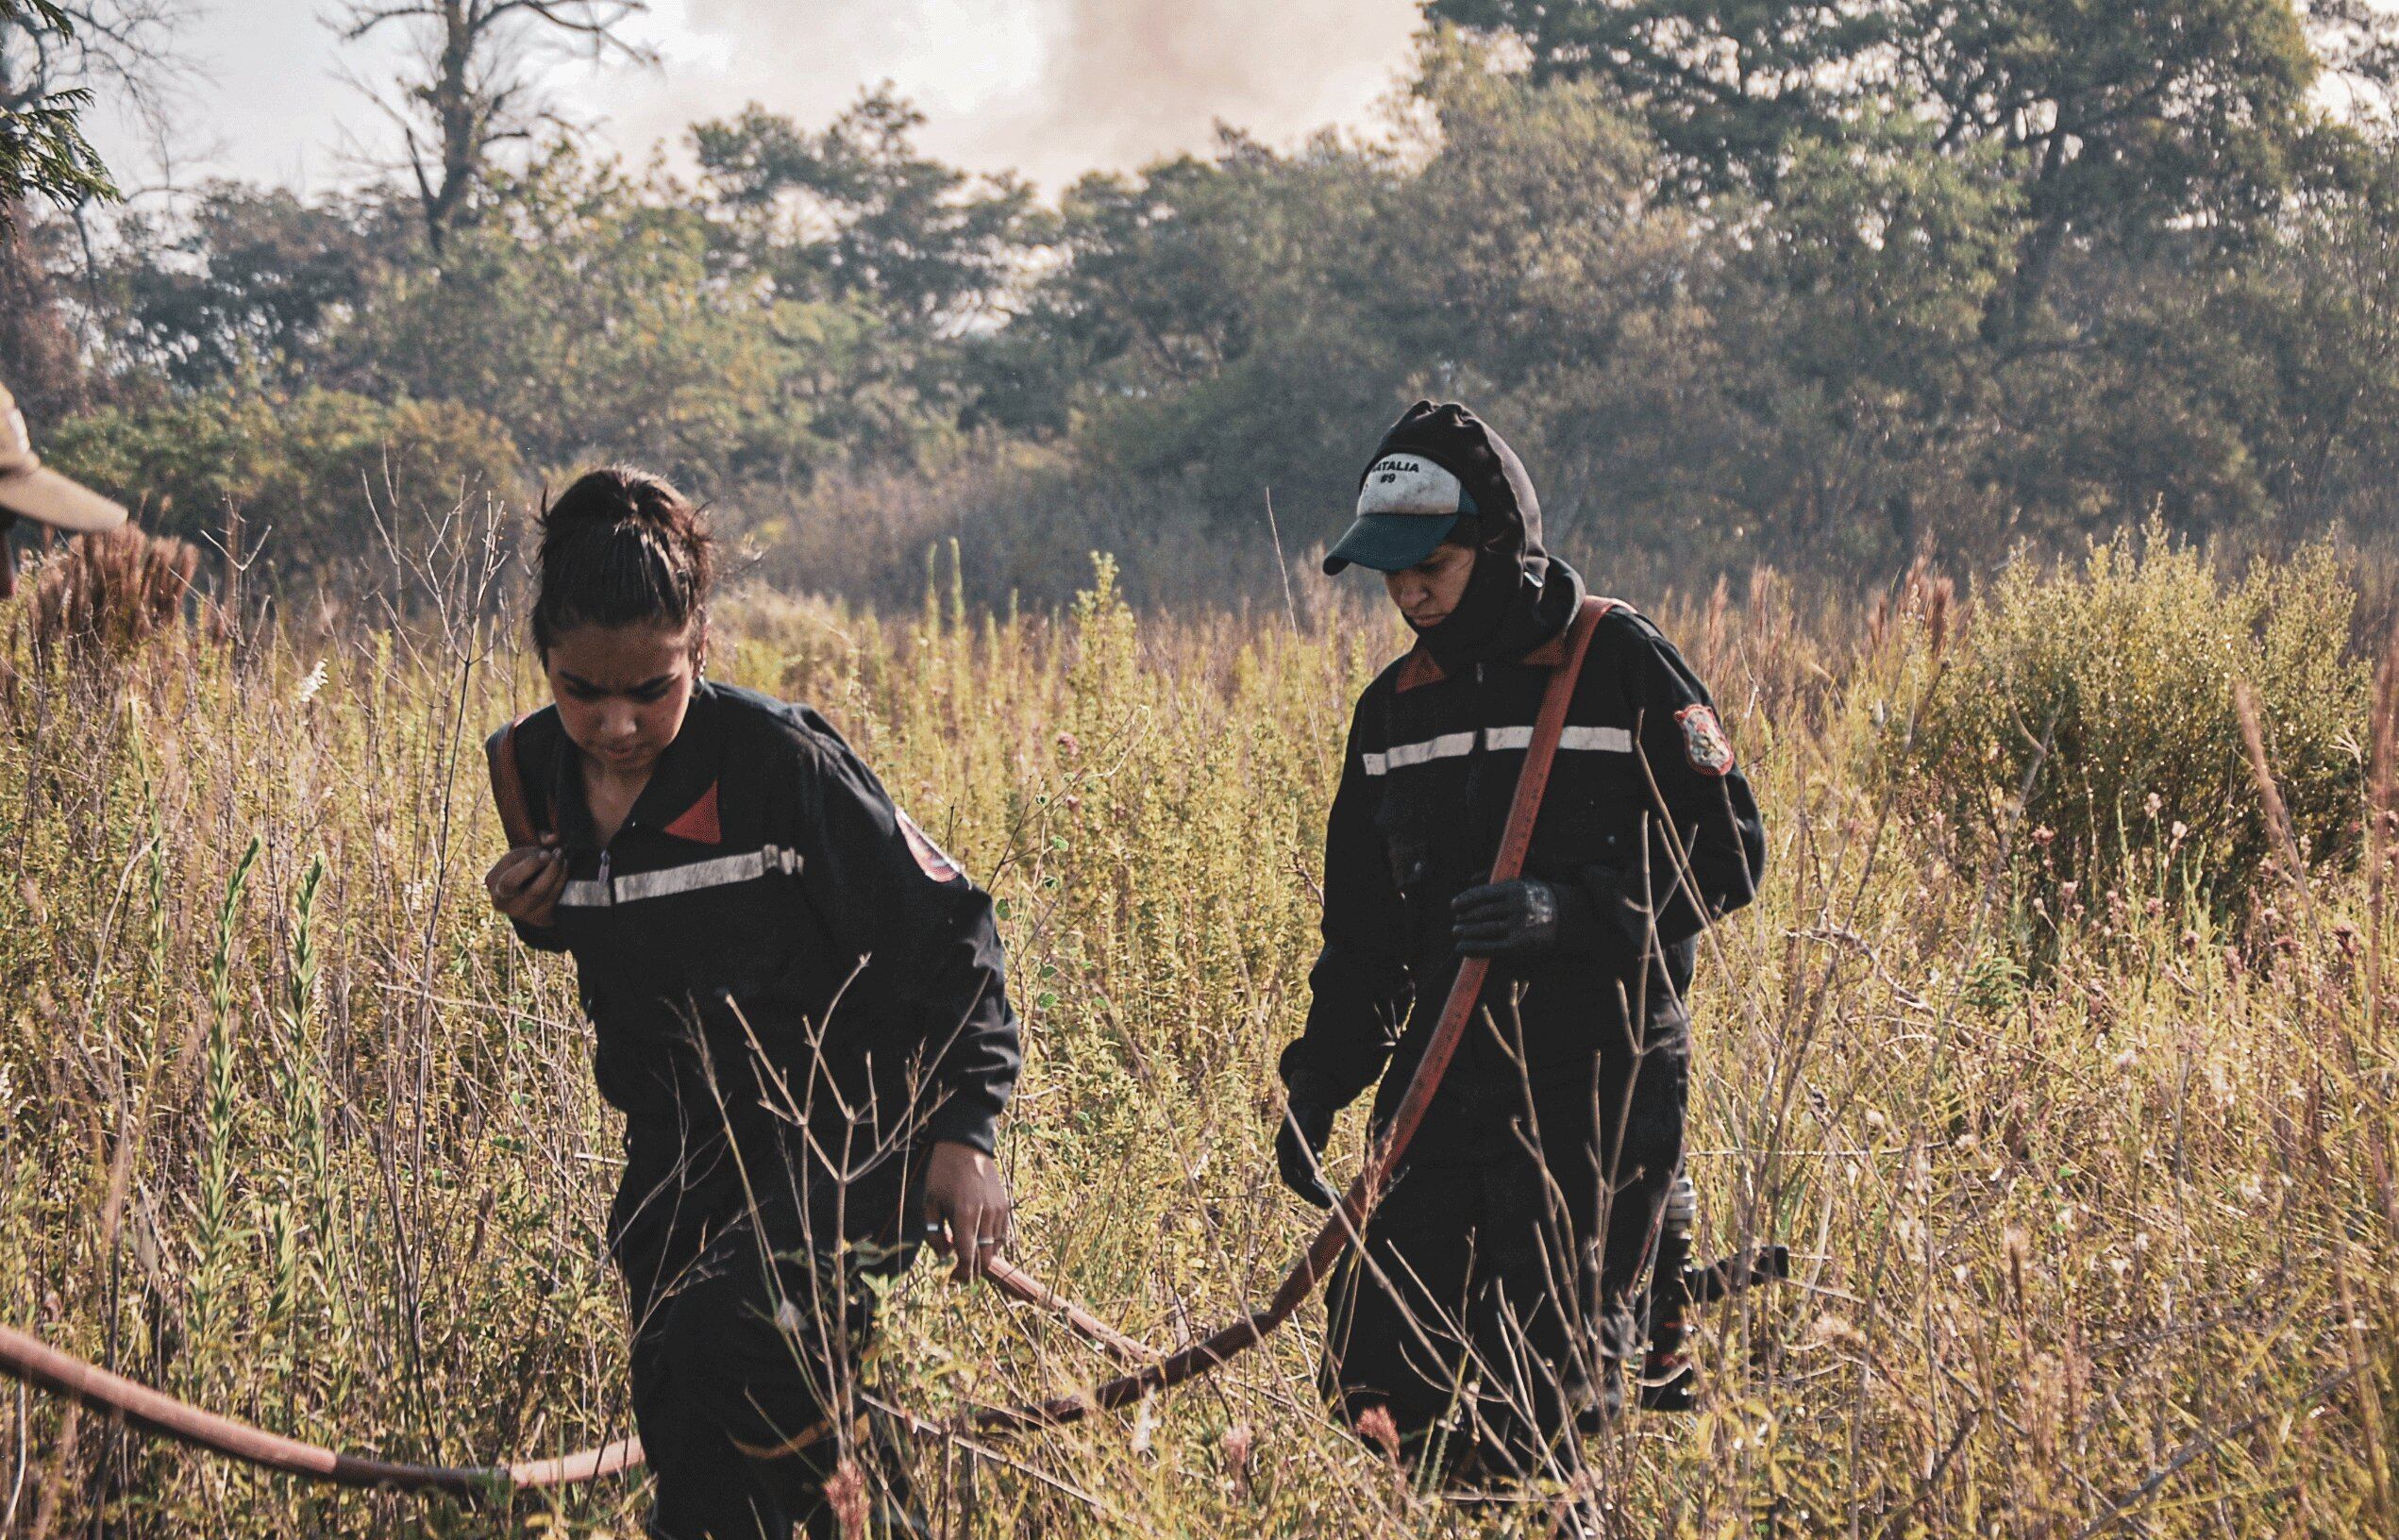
[344,144,874,485]
[696,89,1047,331]
[693,90,1051,451]
[0,206,84,418]
[996,126,1399,519]
[1427,0,2328,338]
[0,0,186,219]
[1419,0,1888,196]
[43,386,520,578]
[99,183,411,389]
[0,0,111,218]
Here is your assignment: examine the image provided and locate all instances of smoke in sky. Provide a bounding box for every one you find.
[80,0,1422,197]
[569,0,1424,190]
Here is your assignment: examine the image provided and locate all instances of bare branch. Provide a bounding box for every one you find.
[328,0,653,250]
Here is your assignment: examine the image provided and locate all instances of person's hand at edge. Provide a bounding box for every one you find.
[1277,1096,1340,1210]
[923,1140,1014,1282]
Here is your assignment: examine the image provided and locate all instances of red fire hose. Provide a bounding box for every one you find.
[0,598,1613,1491]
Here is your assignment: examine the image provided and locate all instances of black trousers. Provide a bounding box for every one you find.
[1320,1017,1687,1481]
[612,1134,917,1540]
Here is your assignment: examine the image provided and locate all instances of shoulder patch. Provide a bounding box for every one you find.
[897,808,966,883]
[1675,703,1736,777]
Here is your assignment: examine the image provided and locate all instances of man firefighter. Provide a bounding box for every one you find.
[1274,401,1766,1481]
[0,379,127,595]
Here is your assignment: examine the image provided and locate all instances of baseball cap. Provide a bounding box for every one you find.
[1322,452,1480,574]
[0,381,126,533]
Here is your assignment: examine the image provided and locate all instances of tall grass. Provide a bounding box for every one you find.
[1,524,2393,1537]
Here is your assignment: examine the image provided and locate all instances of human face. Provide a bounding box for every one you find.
[1382,540,1477,630]
[543,622,703,778]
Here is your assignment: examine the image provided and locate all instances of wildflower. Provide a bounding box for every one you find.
[1222,1423,1255,1497]
[1056,730,1082,757]
[1356,1404,1402,1464]
[294,659,327,706]
[825,1460,869,1537]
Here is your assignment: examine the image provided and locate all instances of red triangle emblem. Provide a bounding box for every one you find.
[662,782,722,845]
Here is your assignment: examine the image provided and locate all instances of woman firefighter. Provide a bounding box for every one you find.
[482,469,1019,1540]
[1274,402,1767,1480]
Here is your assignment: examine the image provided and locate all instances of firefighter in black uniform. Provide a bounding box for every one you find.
[1275,403,1766,1481]
[484,468,1019,1540]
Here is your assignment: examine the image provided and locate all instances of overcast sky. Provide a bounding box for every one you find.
[86,0,1425,200]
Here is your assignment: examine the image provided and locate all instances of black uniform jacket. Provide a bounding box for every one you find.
[1279,603,1767,1163]
[502,681,1021,1203]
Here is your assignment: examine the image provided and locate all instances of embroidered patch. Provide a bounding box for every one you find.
[897,809,965,883]
[1676,704,1736,776]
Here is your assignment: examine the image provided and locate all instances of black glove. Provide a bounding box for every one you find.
[1451,878,1592,960]
[1276,1096,1340,1209]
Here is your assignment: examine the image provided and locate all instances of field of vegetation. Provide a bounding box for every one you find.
[2,519,2395,1537]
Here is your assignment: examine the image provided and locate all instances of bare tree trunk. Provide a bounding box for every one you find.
[340,0,656,256]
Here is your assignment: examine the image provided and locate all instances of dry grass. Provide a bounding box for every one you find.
[0,524,2393,1537]
[17,526,217,664]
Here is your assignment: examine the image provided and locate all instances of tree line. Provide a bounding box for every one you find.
[7,0,2399,598]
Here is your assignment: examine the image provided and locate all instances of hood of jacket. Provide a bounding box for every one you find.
[1367,400,1584,669]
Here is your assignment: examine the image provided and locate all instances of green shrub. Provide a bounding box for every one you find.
[1890,524,2368,912]
[44,387,521,583]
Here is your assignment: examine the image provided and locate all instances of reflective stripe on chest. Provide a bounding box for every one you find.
[1362,724,1633,778]
[558,845,805,909]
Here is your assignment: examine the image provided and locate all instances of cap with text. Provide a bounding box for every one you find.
[1322,452,1481,575]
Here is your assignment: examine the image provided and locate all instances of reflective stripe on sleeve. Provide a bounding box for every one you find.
[557,845,805,908]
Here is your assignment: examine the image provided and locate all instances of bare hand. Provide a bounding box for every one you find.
[485,835,566,929]
[922,1141,1013,1282]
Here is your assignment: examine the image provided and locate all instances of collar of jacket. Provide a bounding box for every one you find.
[1395,635,1571,693]
[1393,561,1592,693]
[545,678,730,848]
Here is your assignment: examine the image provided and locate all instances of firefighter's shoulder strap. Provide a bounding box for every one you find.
[484,715,547,849]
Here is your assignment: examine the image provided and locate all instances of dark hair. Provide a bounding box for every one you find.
[531,466,713,653]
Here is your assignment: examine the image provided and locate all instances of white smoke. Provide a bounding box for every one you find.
[570,0,1422,190]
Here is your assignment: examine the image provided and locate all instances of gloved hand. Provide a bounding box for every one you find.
[1276,1096,1340,1209]
[1451,878,1591,960]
